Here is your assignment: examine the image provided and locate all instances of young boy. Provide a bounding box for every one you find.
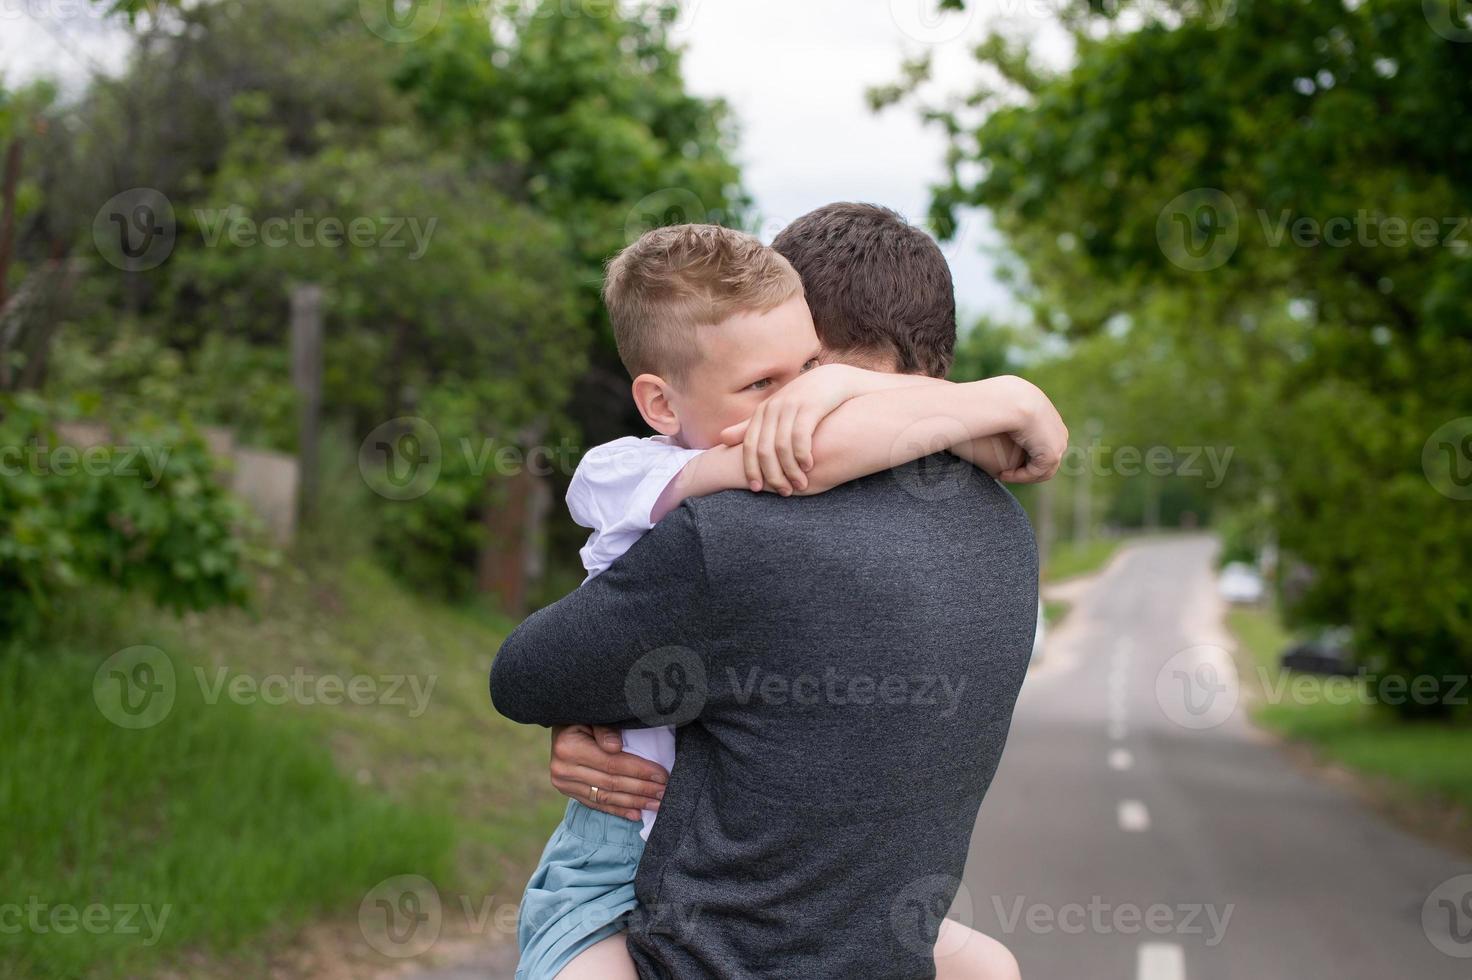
[516,225,1049,980]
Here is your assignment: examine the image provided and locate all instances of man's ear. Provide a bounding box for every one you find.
[631,374,681,437]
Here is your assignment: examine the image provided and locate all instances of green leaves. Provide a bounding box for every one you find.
[906,0,1472,714]
[0,397,253,634]
[395,0,748,353]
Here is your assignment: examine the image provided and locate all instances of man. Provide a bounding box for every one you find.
[492,203,1059,978]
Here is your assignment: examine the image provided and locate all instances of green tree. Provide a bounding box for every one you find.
[395,0,747,442]
[885,0,1472,716]
[17,0,597,603]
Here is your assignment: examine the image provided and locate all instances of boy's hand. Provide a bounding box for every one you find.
[994,378,1067,483]
[719,364,868,495]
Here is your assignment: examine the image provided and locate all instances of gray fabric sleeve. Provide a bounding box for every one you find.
[488,504,712,727]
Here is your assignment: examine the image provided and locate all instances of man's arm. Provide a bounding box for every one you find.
[490,505,712,727]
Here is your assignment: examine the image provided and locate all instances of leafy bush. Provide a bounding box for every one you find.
[0,399,84,630]
[45,324,298,453]
[0,395,255,634]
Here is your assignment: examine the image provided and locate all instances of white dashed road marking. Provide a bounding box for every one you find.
[1137,941,1185,980]
[1118,799,1151,832]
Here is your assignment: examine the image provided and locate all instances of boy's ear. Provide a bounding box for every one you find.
[631,374,681,437]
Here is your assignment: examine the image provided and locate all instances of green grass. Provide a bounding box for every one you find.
[0,553,566,978]
[1043,599,1071,627]
[1229,606,1472,818]
[1042,536,1127,583]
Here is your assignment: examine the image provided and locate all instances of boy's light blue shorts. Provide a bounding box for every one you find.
[515,800,644,980]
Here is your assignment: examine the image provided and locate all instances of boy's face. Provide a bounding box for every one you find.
[667,295,822,449]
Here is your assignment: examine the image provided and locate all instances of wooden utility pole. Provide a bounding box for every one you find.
[0,136,21,312]
[290,284,324,521]
[478,465,534,615]
[477,421,549,616]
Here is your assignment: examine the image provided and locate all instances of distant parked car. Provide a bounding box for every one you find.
[1218,562,1265,604]
[1280,627,1357,677]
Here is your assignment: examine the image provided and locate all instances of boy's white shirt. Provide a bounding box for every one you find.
[566,434,707,840]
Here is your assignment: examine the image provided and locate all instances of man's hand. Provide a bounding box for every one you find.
[719,364,875,495]
[992,376,1067,484]
[548,724,668,822]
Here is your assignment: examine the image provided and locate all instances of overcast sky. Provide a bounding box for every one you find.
[0,0,1073,320]
[675,0,1072,320]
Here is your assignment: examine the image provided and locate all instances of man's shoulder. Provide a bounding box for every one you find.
[683,452,1030,530]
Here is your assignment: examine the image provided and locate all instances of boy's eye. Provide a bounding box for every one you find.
[747,378,773,391]
[800,358,820,372]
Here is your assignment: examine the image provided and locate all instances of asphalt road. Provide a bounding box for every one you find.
[959,534,1470,979]
[409,535,1470,979]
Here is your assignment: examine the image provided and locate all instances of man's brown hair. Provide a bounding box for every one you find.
[603,224,804,382]
[772,203,956,378]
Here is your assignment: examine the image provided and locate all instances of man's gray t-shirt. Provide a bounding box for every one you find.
[492,453,1038,979]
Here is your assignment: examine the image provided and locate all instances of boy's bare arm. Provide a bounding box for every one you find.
[952,433,1028,477]
[650,369,1063,519]
[791,374,1064,495]
[722,366,1065,495]
[649,445,748,523]
[649,367,934,520]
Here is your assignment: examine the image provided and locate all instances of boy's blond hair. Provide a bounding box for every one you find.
[603,225,804,382]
